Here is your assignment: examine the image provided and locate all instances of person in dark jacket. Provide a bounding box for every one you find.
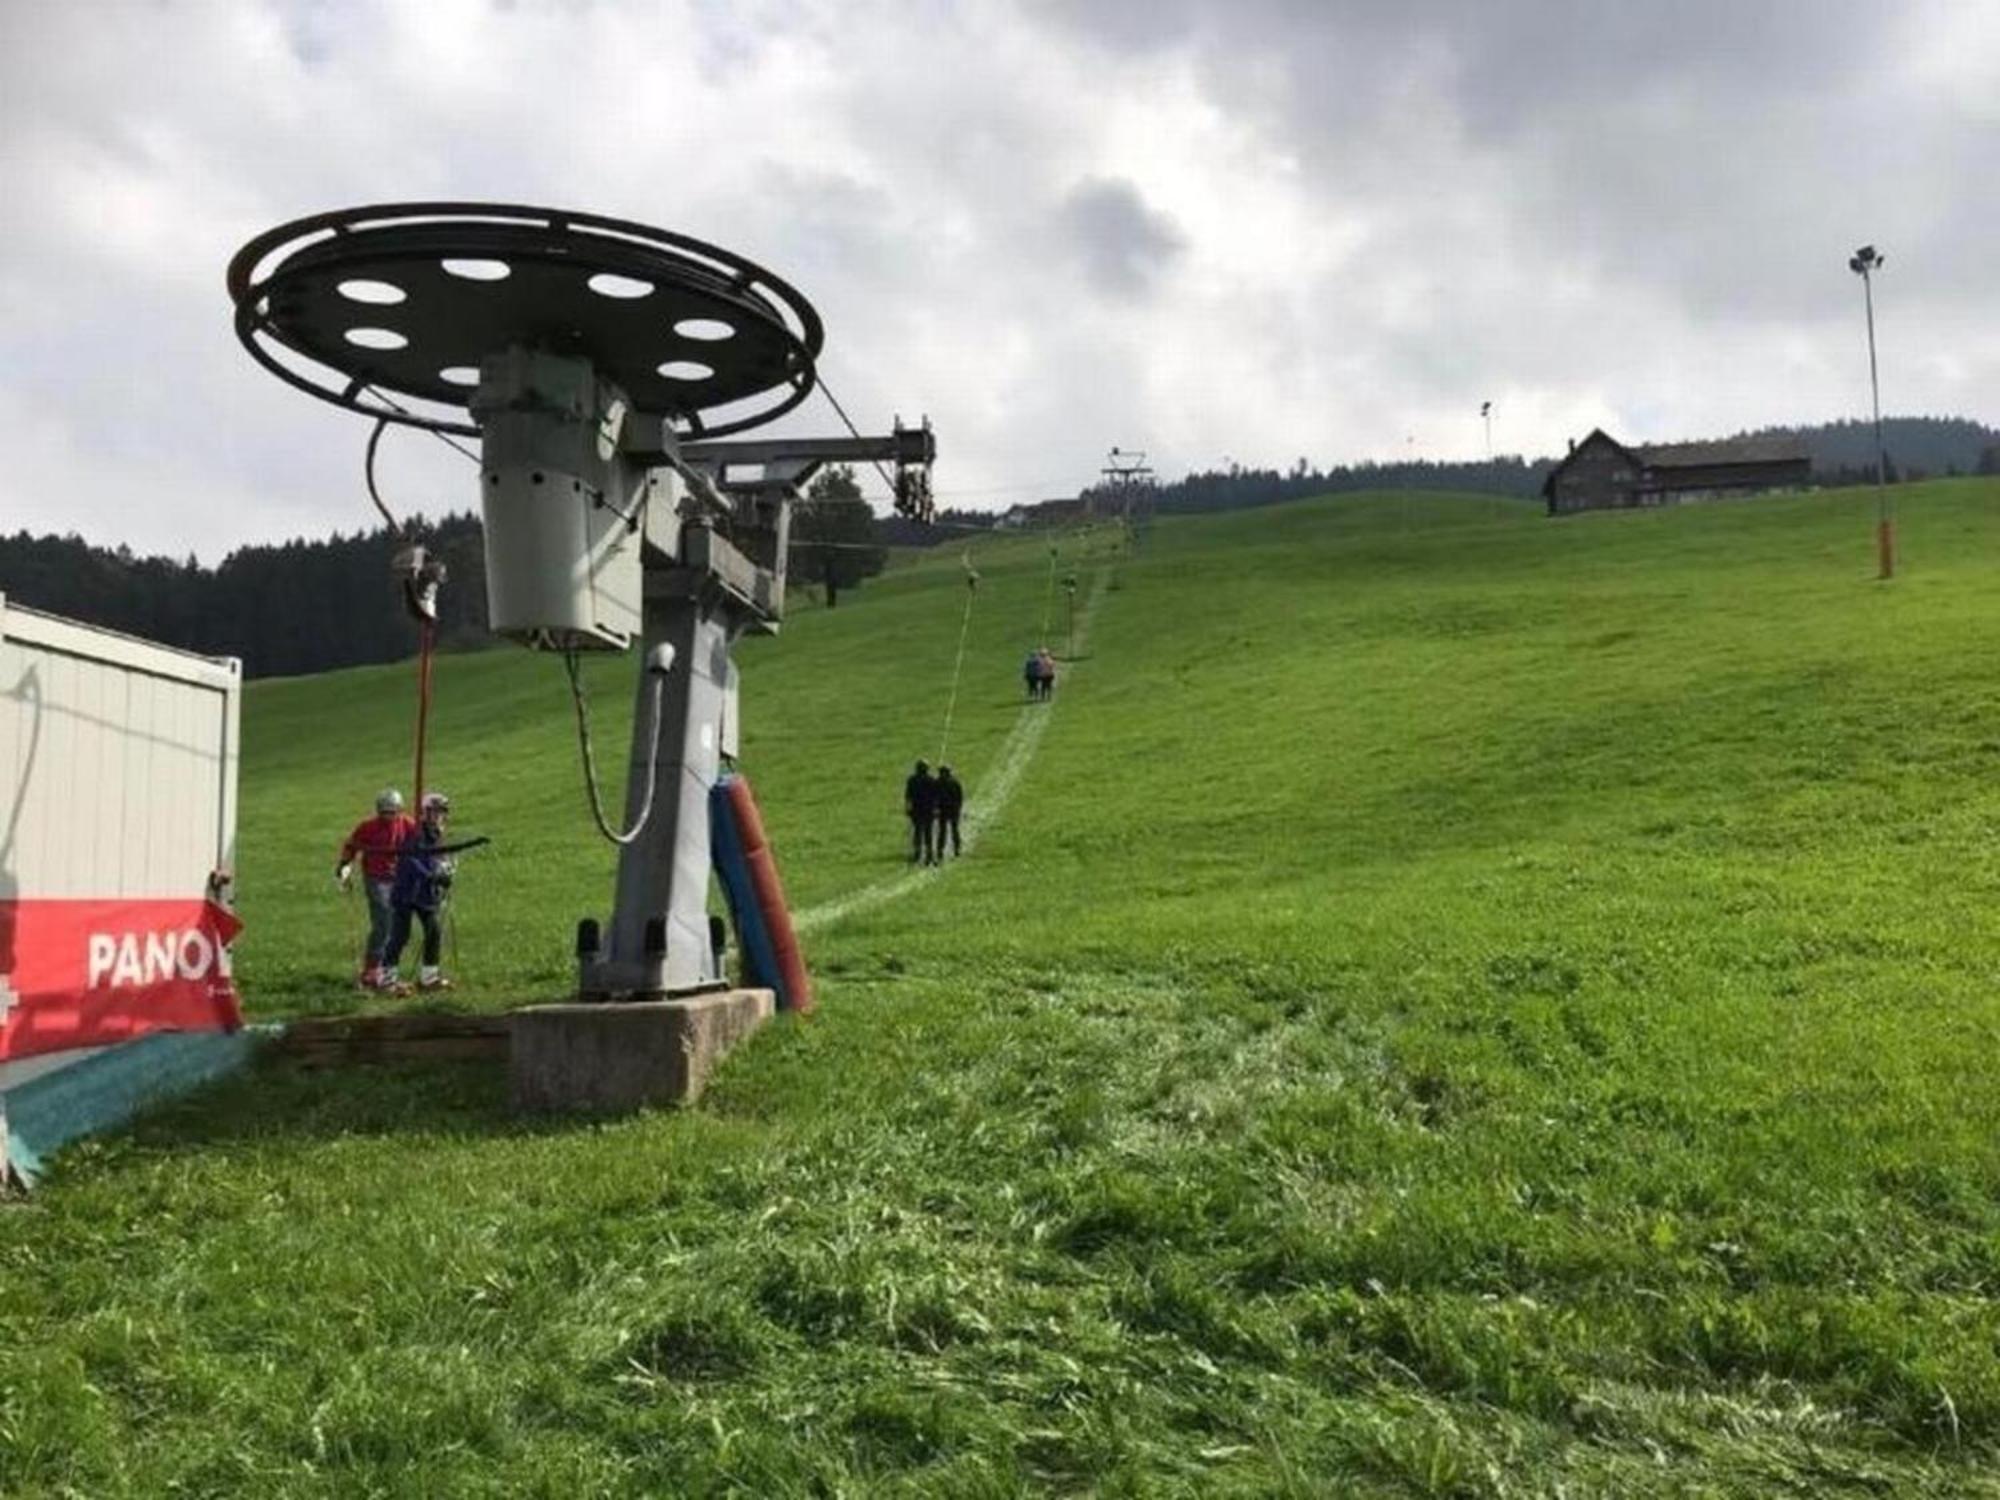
[380,791,488,995]
[904,760,938,865]
[933,765,965,859]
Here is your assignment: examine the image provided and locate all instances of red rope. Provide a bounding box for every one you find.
[413,618,436,809]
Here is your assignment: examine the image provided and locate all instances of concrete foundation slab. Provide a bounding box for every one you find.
[509,988,774,1113]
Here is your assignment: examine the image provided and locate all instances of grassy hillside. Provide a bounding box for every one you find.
[7,482,2000,1495]
[226,528,1087,1012]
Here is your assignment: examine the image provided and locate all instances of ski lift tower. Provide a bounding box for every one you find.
[1100,446,1156,542]
[228,203,933,1107]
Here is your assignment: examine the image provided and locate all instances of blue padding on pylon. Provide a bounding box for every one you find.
[710,776,781,993]
[1,1027,271,1186]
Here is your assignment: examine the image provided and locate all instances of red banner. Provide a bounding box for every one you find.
[0,899,244,1062]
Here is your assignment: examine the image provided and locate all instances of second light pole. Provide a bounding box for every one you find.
[1849,244,1892,579]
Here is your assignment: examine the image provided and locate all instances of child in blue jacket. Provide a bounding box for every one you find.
[381,792,488,996]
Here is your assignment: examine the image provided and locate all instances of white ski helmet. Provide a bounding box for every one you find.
[376,788,405,814]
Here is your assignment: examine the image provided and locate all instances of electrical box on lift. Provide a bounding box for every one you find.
[472,348,646,651]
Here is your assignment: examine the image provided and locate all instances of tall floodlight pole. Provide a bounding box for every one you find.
[1481,400,1493,460]
[1403,433,1416,533]
[1849,245,1892,579]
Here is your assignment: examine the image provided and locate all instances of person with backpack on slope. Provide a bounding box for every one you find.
[337,788,415,991]
[380,791,489,996]
[904,759,939,865]
[933,765,965,860]
[1022,649,1041,702]
[1035,647,1057,701]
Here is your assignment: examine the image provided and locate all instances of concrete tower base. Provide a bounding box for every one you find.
[509,989,774,1113]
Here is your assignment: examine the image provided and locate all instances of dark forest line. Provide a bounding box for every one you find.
[5,416,1994,677]
[1105,415,2000,518]
[0,514,491,680]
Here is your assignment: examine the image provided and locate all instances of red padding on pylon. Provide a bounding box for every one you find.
[723,774,814,1015]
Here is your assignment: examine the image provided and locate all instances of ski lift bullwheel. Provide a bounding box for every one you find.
[227,201,825,440]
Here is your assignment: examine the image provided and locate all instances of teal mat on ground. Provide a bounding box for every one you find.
[2,1029,269,1186]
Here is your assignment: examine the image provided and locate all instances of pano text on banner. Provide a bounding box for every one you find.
[0,900,244,1062]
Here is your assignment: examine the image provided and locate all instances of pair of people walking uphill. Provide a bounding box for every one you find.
[1023,647,1056,702]
[903,760,964,866]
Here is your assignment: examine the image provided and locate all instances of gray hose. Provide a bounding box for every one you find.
[563,650,667,846]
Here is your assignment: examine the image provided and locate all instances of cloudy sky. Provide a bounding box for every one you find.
[1,0,1994,560]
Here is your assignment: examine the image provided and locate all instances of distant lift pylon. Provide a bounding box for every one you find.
[1101,445,1156,545]
[227,202,935,1001]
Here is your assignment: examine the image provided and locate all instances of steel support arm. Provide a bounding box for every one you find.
[681,430,935,468]
[623,426,935,472]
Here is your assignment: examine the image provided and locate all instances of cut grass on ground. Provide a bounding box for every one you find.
[6,482,2000,1495]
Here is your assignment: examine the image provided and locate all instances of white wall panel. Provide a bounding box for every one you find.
[0,596,240,902]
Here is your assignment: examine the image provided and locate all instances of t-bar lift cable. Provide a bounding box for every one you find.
[936,552,981,764]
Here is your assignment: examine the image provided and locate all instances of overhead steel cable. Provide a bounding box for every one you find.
[361,384,482,466]
[815,374,901,499]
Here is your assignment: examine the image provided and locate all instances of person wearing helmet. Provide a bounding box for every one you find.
[380,791,484,996]
[337,788,415,990]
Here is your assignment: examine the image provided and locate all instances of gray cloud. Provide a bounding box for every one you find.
[0,0,1995,560]
[1058,177,1187,297]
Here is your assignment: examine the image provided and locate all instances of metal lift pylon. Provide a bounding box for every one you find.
[578,425,933,1000]
[228,202,934,1106]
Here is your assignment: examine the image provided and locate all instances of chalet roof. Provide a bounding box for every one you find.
[1542,427,1810,497]
[1539,427,1635,496]
[1636,435,1810,469]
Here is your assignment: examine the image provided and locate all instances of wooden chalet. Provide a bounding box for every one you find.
[998,497,1087,529]
[1542,430,1811,516]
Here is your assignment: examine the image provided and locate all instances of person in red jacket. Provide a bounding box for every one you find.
[337,788,416,990]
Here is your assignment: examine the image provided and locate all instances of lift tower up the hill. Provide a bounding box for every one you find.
[1100,445,1157,542]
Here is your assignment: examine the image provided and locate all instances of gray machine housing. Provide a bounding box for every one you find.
[476,349,649,651]
[474,347,928,999]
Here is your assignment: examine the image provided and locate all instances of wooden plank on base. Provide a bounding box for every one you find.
[269,1012,511,1068]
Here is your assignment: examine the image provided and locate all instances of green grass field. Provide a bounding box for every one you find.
[7,482,2000,1495]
